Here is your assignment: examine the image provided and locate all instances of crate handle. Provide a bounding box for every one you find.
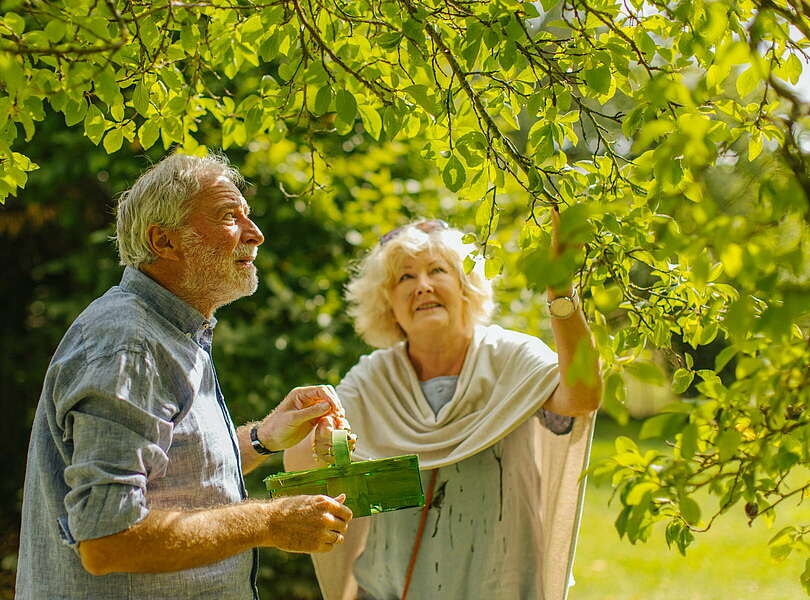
[331,429,351,466]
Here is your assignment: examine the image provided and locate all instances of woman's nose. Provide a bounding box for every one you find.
[414,273,433,293]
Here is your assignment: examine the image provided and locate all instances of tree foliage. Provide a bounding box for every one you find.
[2,0,809,593]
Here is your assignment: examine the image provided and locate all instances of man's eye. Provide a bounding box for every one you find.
[223,212,236,220]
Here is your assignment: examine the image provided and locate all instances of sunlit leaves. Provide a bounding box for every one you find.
[3,0,810,588]
[442,155,466,192]
[335,90,358,128]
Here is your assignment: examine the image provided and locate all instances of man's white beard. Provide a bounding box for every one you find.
[179,229,258,311]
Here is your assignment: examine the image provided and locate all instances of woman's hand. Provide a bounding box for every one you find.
[312,414,357,465]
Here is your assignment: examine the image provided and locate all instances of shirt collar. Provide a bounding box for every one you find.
[119,266,217,342]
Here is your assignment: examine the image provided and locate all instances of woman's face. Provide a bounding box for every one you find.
[388,251,467,340]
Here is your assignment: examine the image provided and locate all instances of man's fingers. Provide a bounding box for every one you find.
[290,401,331,424]
[292,386,339,408]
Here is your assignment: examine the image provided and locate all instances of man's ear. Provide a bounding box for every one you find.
[146,224,182,261]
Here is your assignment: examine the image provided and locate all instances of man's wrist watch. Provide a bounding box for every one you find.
[250,425,276,455]
[547,288,580,319]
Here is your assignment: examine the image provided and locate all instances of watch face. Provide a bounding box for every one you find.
[549,297,575,318]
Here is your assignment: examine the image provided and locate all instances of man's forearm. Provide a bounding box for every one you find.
[79,503,273,575]
[79,492,352,576]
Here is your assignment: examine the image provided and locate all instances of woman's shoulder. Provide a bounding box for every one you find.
[479,323,544,348]
[478,324,556,363]
[342,342,406,382]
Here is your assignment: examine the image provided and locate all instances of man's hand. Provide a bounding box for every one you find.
[263,493,353,553]
[256,385,346,452]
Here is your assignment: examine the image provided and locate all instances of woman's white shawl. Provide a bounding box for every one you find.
[313,324,595,600]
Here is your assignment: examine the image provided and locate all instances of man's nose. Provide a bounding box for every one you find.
[243,218,264,246]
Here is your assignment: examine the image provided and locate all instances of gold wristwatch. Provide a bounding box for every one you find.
[547,288,579,319]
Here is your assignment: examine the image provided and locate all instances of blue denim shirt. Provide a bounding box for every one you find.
[16,267,258,599]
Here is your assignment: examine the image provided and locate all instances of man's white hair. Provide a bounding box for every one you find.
[115,152,244,268]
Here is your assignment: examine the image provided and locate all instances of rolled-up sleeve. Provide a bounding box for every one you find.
[55,349,175,542]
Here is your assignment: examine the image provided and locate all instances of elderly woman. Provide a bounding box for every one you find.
[286,216,601,600]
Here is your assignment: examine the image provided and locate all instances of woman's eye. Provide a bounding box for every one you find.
[399,273,413,282]
[432,267,446,274]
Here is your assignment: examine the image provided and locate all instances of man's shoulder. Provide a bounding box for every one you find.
[64,286,165,359]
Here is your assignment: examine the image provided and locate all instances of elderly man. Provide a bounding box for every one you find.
[15,153,352,599]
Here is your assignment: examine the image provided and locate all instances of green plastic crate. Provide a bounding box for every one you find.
[264,430,425,517]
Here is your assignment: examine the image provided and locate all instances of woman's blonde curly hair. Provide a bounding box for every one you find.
[345,222,494,348]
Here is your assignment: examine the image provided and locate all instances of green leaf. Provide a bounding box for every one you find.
[83,104,106,145]
[769,526,797,561]
[591,284,623,313]
[716,429,741,461]
[404,84,440,116]
[680,496,701,525]
[671,368,694,394]
[626,481,658,506]
[335,90,357,125]
[640,412,688,440]
[456,131,487,167]
[615,436,639,455]
[94,68,120,108]
[601,371,628,425]
[801,558,810,594]
[180,24,198,52]
[313,86,332,116]
[63,99,88,127]
[736,66,761,97]
[138,119,159,149]
[625,360,666,386]
[133,82,150,117]
[102,128,123,153]
[783,53,802,85]
[680,423,698,460]
[484,246,503,279]
[714,347,737,372]
[585,65,611,95]
[377,32,403,49]
[44,19,66,42]
[3,12,25,35]
[358,105,382,141]
[442,155,466,192]
[475,198,499,233]
[528,123,555,161]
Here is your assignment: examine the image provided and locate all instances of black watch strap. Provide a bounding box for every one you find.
[250,425,275,455]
